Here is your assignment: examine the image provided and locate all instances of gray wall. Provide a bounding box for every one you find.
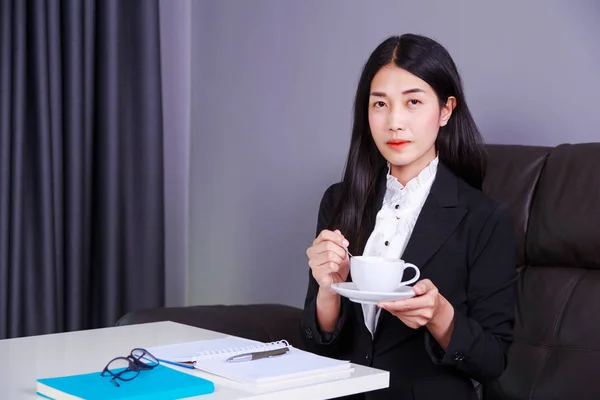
[164,0,600,308]
[160,0,192,307]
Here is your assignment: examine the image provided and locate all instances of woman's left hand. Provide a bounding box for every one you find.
[377,279,451,330]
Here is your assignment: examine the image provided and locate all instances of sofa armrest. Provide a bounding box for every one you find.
[116,303,304,350]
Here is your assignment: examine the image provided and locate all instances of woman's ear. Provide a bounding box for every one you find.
[439,96,456,127]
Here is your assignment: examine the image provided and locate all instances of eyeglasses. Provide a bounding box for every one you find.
[101,348,159,387]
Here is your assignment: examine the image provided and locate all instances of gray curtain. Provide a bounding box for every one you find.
[0,0,165,339]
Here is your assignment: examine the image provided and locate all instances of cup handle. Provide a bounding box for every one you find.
[400,263,420,286]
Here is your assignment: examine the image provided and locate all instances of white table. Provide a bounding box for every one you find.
[0,321,389,399]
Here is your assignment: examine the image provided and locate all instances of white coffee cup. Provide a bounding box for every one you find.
[350,256,420,293]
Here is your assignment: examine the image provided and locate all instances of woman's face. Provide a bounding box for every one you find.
[368,64,454,182]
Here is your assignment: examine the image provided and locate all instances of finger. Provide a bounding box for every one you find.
[389,308,434,319]
[398,317,428,329]
[323,250,344,265]
[378,294,435,311]
[313,229,339,244]
[378,297,434,313]
[312,250,344,266]
[333,229,351,256]
[306,246,314,259]
[314,261,342,275]
[314,229,349,248]
[412,279,435,296]
[314,240,347,260]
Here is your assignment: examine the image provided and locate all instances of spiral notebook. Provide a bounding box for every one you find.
[146,336,351,385]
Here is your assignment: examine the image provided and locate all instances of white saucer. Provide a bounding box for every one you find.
[330,282,416,305]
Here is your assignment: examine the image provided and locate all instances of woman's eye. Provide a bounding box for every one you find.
[374,101,386,108]
[407,99,420,106]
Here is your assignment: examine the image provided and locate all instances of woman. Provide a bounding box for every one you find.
[301,34,518,399]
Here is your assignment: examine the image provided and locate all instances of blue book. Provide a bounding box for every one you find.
[36,364,215,399]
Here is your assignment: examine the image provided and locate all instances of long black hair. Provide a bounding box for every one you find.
[330,33,486,254]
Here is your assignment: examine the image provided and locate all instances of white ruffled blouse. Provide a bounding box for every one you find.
[361,157,439,337]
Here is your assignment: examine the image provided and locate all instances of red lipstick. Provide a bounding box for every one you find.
[386,139,410,149]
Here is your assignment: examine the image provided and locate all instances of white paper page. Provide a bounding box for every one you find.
[147,337,264,362]
[146,336,351,385]
[192,346,351,384]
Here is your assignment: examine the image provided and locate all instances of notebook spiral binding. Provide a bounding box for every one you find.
[191,339,290,361]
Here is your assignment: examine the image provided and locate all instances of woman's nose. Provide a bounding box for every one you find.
[388,107,407,131]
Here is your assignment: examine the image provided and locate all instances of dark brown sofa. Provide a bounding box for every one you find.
[117,143,600,399]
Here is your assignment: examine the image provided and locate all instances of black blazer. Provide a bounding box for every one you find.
[300,162,518,400]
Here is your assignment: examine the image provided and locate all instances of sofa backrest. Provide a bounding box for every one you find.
[482,143,600,399]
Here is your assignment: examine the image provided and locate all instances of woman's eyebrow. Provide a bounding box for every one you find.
[370,88,425,97]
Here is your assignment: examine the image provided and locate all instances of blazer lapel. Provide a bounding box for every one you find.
[401,163,467,271]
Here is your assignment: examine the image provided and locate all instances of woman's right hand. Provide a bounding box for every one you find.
[306,229,350,296]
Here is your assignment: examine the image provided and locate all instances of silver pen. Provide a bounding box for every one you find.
[225,347,290,363]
